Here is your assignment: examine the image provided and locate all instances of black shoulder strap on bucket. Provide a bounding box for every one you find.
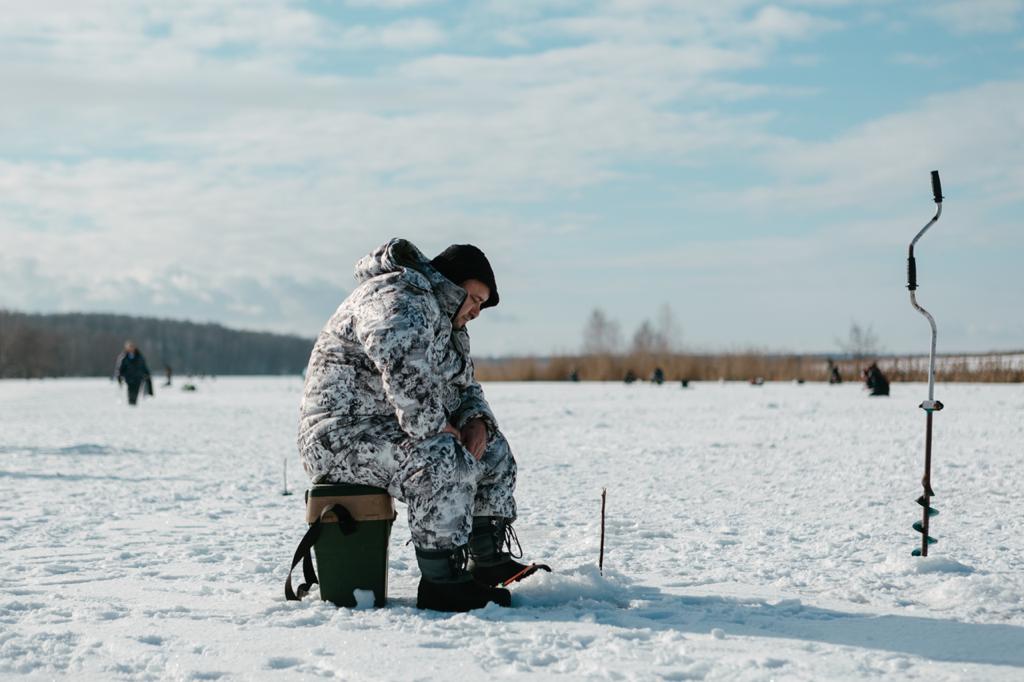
[285,503,356,601]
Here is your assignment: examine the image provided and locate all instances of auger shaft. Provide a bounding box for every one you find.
[920,410,935,555]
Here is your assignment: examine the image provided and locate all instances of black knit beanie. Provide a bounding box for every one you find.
[430,244,499,308]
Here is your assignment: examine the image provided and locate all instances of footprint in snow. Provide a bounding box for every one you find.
[266,657,302,669]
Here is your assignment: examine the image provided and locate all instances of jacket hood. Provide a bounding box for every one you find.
[354,238,467,321]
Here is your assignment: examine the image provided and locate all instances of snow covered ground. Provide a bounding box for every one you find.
[2,377,1023,681]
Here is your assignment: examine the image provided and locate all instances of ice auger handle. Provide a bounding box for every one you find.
[908,169,945,557]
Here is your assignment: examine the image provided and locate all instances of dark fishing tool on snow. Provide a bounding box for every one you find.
[907,170,944,557]
[599,488,607,575]
[282,457,293,496]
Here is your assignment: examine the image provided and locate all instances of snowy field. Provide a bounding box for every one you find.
[2,377,1023,681]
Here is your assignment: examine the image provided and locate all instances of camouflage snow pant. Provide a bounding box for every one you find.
[303,420,517,550]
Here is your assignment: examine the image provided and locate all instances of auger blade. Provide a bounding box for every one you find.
[912,548,922,556]
[916,494,937,507]
[911,522,938,543]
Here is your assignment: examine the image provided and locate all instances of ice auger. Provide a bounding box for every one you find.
[907,170,944,557]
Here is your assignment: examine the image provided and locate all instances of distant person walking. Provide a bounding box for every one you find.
[115,341,153,406]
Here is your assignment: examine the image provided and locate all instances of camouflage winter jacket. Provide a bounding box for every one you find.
[298,238,498,459]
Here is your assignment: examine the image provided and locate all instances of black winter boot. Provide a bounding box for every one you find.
[415,545,511,612]
[468,517,552,588]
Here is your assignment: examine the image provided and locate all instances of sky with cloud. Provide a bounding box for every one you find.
[2,0,1022,355]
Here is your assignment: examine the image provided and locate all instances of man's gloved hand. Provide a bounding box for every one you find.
[460,418,487,461]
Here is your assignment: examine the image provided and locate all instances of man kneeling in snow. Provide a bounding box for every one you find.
[298,238,548,612]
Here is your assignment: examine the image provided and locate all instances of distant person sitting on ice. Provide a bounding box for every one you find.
[298,238,549,613]
[863,362,890,396]
[114,340,152,406]
[827,358,842,384]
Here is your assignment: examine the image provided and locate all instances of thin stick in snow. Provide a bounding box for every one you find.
[599,488,606,576]
[282,457,292,496]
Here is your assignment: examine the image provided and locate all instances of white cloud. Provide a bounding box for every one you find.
[0,1,329,75]
[922,0,1023,34]
[339,18,446,49]
[786,0,893,8]
[4,0,1016,351]
[0,253,347,335]
[0,1,835,341]
[345,0,443,7]
[530,2,840,47]
[0,1,449,84]
[890,52,946,68]
[734,80,1024,226]
[739,5,842,41]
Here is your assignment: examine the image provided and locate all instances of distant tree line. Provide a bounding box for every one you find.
[0,310,314,378]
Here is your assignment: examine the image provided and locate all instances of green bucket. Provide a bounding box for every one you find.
[307,483,395,608]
